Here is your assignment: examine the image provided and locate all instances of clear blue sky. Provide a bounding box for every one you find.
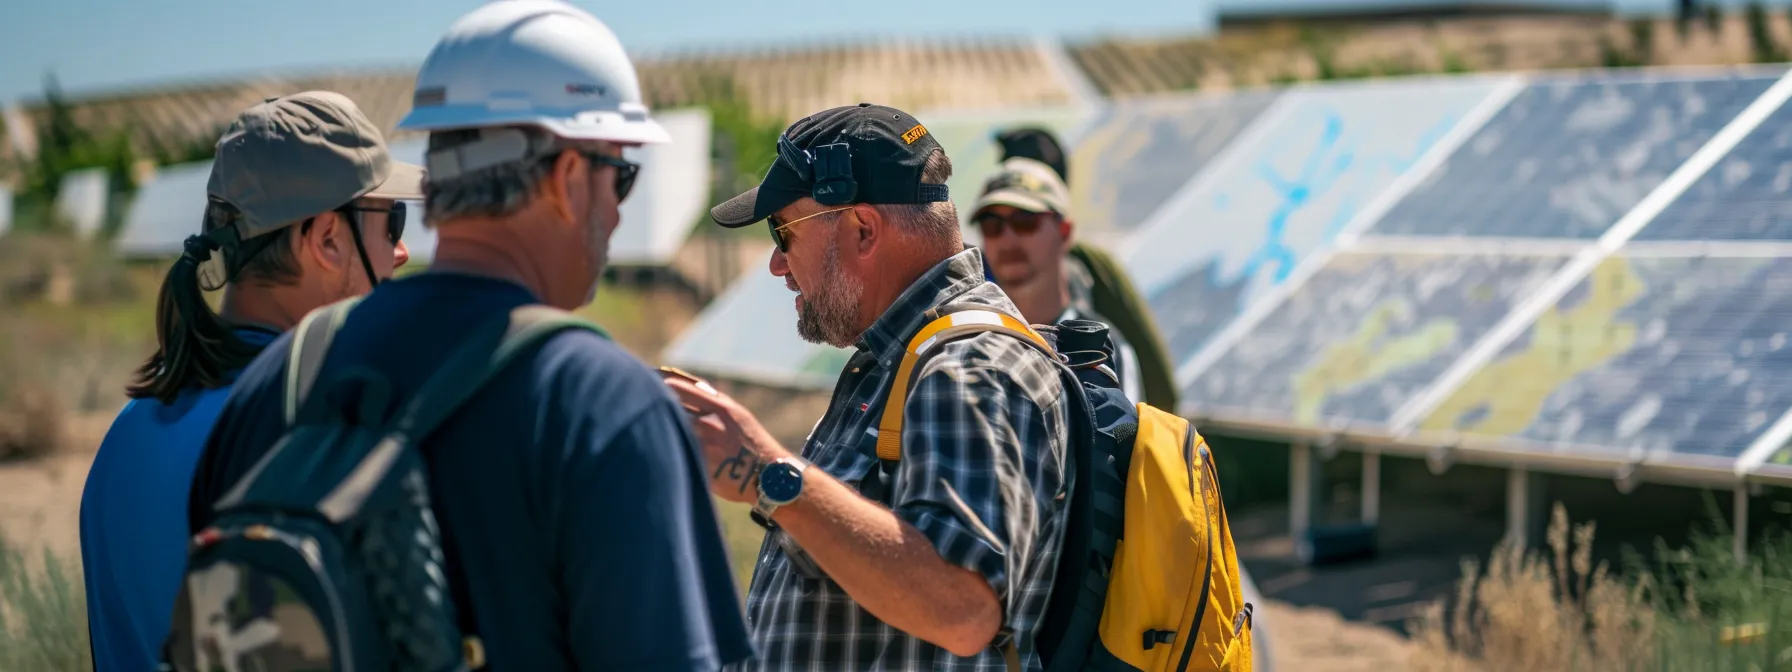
[0,0,1688,104]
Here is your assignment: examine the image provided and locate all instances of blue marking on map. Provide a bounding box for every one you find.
[1204,110,1459,312]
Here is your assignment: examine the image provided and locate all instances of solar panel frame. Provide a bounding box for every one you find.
[1634,97,1792,242]
[1409,250,1792,464]
[1120,74,1512,374]
[1066,88,1283,240]
[1369,66,1790,240]
[1181,244,1573,431]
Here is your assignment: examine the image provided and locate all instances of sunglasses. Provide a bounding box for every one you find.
[973,209,1050,239]
[579,151,640,203]
[343,201,407,246]
[767,206,851,253]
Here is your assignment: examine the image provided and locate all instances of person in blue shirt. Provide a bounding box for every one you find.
[79,90,420,672]
[183,3,754,669]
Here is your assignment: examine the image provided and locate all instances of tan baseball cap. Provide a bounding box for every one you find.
[972,157,1071,217]
[206,91,424,239]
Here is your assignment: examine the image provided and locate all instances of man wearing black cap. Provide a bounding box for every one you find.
[665,103,1072,670]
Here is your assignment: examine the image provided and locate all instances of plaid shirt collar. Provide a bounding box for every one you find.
[854,247,992,366]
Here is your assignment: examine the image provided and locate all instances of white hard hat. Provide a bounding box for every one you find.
[397,0,669,146]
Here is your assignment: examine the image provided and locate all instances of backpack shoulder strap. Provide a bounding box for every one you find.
[874,306,1056,463]
[284,296,365,425]
[393,304,610,440]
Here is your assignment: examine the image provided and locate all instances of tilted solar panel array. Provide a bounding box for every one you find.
[1177,65,1792,485]
[664,64,1792,485]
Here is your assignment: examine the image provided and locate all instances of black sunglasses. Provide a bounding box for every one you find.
[973,209,1049,239]
[344,201,407,246]
[580,151,640,203]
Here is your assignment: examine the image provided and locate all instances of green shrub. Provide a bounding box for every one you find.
[0,534,91,671]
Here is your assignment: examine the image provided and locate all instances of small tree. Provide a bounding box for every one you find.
[1747,1,1786,63]
[15,72,139,235]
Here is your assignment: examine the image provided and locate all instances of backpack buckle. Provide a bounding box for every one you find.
[463,635,486,669]
[1142,628,1176,650]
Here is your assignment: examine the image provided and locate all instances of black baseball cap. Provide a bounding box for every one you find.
[995,126,1069,186]
[710,103,950,228]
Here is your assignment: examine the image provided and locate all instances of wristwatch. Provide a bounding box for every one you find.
[751,456,810,529]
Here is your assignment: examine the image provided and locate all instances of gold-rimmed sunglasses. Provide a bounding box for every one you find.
[768,206,852,252]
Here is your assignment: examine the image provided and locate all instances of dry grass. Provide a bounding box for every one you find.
[1410,502,1792,672]
[0,532,90,671]
[1409,504,1659,671]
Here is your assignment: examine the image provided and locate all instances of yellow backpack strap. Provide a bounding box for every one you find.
[874,308,1054,462]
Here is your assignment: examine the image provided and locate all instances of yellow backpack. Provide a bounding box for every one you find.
[876,306,1253,671]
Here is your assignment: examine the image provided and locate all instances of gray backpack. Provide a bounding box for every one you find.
[162,297,606,672]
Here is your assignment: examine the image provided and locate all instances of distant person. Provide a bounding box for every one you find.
[180,2,752,670]
[971,156,1144,404]
[664,103,1074,669]
[991,126,1182,411]
[79,90,418,672]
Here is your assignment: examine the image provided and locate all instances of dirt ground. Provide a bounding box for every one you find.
[1,414,1423,671]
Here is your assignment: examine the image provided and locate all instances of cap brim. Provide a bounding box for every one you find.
[711,187,762,228]
[973,189,1055,216]
[363,161,426,201]
[711,185,807,228]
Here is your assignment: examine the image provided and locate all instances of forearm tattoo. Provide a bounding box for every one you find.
[713,445,761,495]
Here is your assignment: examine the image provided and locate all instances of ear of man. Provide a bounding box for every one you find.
[299,210,350,274]
[542,148,586,228]
[848,202,883,258]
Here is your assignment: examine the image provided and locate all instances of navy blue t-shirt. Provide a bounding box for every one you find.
[186,272,754,670]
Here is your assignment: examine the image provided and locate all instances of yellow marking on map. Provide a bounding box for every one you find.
[1069,110,1159,232]
[1418,257,1645,435]
[1292,300,1460,424]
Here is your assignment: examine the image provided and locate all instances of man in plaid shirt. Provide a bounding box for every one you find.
[663,103,1073,671]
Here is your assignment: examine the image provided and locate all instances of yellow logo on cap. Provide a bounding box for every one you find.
[901,124,929,144]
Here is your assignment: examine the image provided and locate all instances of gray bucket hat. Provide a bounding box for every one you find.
[206,90,423,240]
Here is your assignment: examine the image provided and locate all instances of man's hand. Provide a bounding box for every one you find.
[660,368,794,504]
[659,367,1004,656]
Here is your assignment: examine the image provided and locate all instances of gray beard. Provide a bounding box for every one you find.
[795,240,863,348]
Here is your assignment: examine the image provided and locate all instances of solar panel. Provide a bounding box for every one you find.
[57,167,109,239]
[1182,248,1568,428]
[1634,97,1792,241]
[925,105,1094,235]
[614,108,713,266]
[116,161,213,257]
[1122,76,1504,367]
[1067,90,1281,239]
[1413,250,1792,463]
[1371,69,1786,239]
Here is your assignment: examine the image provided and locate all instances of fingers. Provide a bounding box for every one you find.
[665,379,728,418]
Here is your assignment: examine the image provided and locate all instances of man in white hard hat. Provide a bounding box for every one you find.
[183,2,754,670]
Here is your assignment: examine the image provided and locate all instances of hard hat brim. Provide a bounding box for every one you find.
[397,107,671,145]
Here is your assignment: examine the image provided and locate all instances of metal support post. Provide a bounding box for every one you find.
[1290,442,1321,542]
[1506,467,1545,550]
[1734,486,1750,565]
[1361,450,1381,525]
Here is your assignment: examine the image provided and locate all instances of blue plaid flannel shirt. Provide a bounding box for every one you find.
[733,248,1072,671]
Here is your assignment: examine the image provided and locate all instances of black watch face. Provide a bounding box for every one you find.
[761,462,804,504]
